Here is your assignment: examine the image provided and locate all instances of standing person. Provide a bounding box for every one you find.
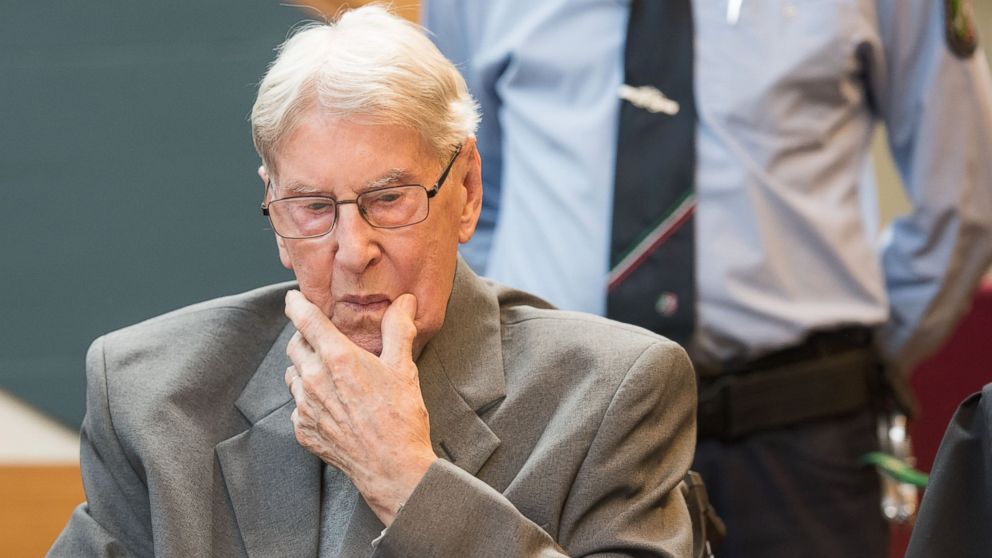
[424,0,992,556]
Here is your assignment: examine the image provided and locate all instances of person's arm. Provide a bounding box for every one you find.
[374,342,697,557]
[873,0,992,371]
[48,336,154,557]
[422,0,502,274]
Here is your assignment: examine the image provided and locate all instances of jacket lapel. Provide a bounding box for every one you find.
[216,322,323,558]
[416,259,506,476]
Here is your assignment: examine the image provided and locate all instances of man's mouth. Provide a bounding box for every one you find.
[337,295,391,313]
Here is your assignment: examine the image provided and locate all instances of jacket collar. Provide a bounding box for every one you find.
[215,257,505,556]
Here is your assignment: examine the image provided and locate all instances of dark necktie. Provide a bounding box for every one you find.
[607,0,696,346]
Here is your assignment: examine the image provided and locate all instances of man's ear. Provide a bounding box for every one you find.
[259,164,294,271]
[456,137,483,244]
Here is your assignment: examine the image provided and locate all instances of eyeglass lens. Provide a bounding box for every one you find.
[268,185,429,238]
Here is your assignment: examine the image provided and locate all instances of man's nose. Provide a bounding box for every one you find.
[331,202,381,272]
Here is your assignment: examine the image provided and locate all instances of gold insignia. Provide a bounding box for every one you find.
[945,0,978,59]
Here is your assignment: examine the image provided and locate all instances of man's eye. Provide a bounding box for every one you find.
[304,201,334,212]
[371,192,403,204]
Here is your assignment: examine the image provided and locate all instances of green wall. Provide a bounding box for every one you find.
[1,2,303,427]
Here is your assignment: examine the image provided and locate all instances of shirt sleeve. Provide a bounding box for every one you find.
[422,0,503,274]
[871,0,992,370]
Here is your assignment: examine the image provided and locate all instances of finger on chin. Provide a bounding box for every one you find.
[286,289,354,357]
[380,294,418,366]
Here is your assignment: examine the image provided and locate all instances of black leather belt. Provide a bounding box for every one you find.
[696,327,883,441]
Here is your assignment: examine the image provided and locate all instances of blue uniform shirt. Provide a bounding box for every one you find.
[424,0,992,369]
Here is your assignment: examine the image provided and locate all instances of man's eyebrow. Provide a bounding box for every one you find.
[274,169,420,197]
[278,181,326,196]
[363,168,419,190]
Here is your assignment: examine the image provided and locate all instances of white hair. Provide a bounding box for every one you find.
[250,4,480,173]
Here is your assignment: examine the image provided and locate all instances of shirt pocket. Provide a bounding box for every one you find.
[695,0,863,148]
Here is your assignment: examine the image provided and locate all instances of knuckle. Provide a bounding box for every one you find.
[295,309,318,336]
[293,400,309,421]
[326,351,352,371]
[300,374,320,395]
[400,321,417,340]
[320,394,340,414]
[401,364,420,383]
[287,332,303,353]
[289,375,304,397]
[294,427,309,447]
[296,361,315,379]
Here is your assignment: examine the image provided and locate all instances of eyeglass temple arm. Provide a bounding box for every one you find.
[427,144,463,198]
[261,180,272,215]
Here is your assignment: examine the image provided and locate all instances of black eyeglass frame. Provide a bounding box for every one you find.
[261,144,463,239]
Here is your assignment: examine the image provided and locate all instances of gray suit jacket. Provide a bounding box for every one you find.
[51,261,696,557]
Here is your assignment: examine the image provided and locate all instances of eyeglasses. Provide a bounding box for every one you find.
[261,144,462,239]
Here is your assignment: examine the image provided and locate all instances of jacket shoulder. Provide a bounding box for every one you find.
[87,282,296,453]
[107,281,296,338]
[91,281,295,401]
[502,300,683,357]
[490,277,678,347]
[494,285,693,401]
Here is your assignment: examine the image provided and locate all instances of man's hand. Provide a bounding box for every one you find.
[284,289,437,526]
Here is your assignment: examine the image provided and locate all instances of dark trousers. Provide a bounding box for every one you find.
[693,409,889,558]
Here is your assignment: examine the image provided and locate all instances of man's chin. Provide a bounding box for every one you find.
[335,321,384,355]
[349,332,384,356]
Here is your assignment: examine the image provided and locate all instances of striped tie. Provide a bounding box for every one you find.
[607,0,696,346]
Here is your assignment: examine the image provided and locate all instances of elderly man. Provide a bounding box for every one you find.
[50,6,696,557]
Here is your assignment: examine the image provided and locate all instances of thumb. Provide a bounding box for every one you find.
[380,293,418,367]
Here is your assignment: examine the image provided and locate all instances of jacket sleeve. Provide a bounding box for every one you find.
[48,336,154,557]
[872,0,992,370]
[905,383,992,557]
[373,341,697,557]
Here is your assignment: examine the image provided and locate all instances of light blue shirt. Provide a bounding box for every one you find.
[424,0,992,369]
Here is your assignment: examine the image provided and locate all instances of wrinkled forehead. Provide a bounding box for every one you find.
[267,107,440,175]
[269,112,442,195]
